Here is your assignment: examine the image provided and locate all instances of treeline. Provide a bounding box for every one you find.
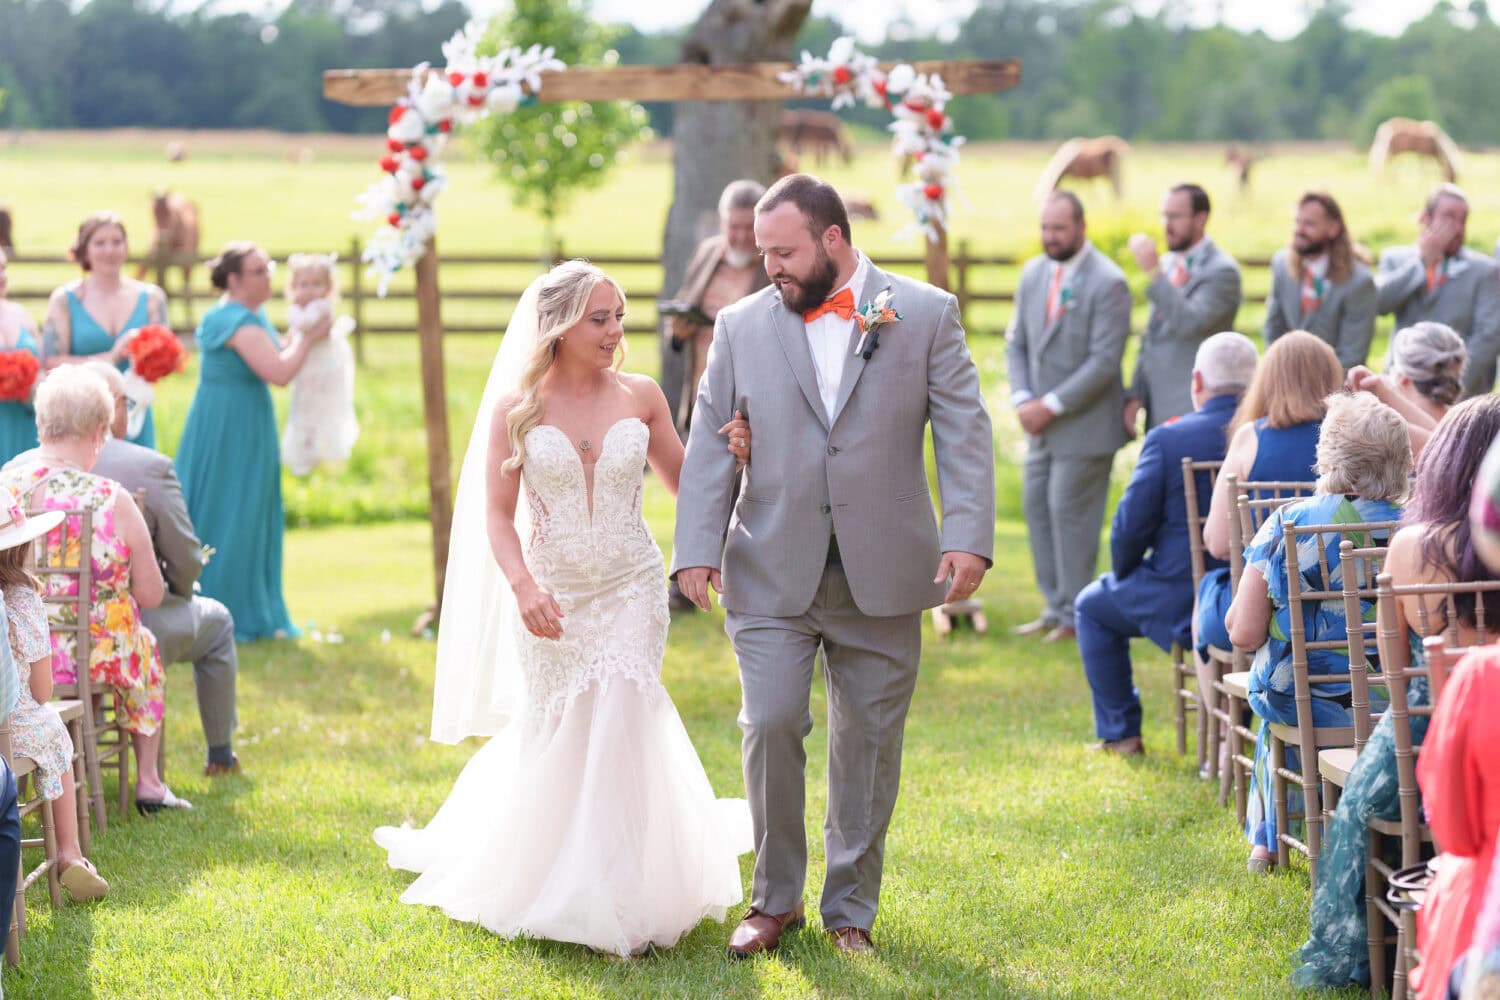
[3,0,1500,145]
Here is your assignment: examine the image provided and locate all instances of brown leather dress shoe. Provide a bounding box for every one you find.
[1010,617,1057,637]
[1043,624,1077,643]
[1088,735,1145,756]
[829,926,874,955]
[726,903,805,958]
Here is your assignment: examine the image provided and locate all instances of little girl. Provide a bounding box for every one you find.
[0,495,108,900]
[281,253,358,475]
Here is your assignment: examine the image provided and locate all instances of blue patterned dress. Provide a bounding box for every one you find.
[0,324,40,464]
[175,300,297,641]
[1241,493,1402,852]
[66,285,156,449]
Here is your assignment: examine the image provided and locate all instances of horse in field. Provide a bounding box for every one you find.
[1033,136,1129,202]
[136,190,200,284]
[780,109,853,166]
[0,206,12,255]
[1369,118,1460,183]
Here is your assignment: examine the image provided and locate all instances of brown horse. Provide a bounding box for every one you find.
[0,206,12,255]
[1225,144,1262,193]
[136,190,200,283]
[780,109,853,166]
[1033,136,1129,202]
[1369,118,1460,183]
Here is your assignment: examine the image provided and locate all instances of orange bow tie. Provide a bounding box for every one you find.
[802,287,856,324]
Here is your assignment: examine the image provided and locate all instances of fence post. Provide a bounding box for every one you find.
[955,238,971,331]
[349,235,365,366]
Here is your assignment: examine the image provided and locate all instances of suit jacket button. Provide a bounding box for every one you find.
[827,445,839,455]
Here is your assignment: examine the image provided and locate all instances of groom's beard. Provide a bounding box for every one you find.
[776,246,840,315]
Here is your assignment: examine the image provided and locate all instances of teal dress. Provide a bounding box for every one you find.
[66,286,156,449]
[0,325,40,463]
[175,300,298,641]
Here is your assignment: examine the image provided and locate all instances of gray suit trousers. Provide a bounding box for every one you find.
[143,595,237,751]
[726,549,921,931]
[1023,448,1113,624]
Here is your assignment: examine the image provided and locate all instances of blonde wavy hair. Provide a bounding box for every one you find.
[502,260,626,474]
[1315,391,1412,503]
[286,252,340,311]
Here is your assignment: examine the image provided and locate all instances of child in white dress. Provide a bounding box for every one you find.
[0,497,107,900]
[281,253,358,475]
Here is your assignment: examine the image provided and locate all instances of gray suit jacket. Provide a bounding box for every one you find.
[1006,246,1133,457]
[90,439,206,658]
[1130,237,1243,427]
[670,262,995,619]
[1263,250,1376,369]
[1377,245,1500,397]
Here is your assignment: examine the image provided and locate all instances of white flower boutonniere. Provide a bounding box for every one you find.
[853,287,902,360]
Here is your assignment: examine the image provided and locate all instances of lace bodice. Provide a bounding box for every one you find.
[515,418,668,719]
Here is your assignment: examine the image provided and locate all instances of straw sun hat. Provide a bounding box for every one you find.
[0,495,63,553]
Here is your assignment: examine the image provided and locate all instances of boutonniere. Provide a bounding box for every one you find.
[853,287,902,359]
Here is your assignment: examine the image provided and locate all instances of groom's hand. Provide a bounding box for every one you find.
[677,567,723,611]
[935,551,988,604]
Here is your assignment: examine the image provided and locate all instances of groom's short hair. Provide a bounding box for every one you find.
[757,174,852,244]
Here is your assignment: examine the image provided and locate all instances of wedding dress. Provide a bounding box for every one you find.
[374,416,750,956]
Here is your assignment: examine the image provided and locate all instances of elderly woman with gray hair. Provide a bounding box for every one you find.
[1347,320,1467,456]
[1225,391,1411,872]
[0,364,189,814]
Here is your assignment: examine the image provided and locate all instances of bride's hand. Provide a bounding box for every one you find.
[720,410,750,469]
[515,579,564,640]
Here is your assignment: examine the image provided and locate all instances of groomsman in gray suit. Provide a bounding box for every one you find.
[1377,183,1500,397]
[1264,191,1376,369]
[1125,183,1243,431]
[27,363,241,776]
[1007,191,1131,643]
[673,174,994,957]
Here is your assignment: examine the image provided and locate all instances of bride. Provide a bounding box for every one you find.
[375,260,753,956]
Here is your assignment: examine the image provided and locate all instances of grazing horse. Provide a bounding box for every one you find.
[136,190,200,282]
[1225,144,1261,193]
[1369,118,1461,183]
[1033,136,1129,202]
[780,109,853,166]
[0,206,12,255]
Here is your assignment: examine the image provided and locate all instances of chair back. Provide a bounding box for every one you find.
[1229,485,1308,595]
[1181,457,1223,593]
[28,507,94,706]
[1339,540,1389,751]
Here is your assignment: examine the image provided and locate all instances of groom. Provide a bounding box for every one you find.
[672,174,995,957]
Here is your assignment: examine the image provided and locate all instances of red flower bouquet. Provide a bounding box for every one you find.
[125,324,186,383]
[0,350,40,403]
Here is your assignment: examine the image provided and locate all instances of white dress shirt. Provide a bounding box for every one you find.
[803,252,869,422]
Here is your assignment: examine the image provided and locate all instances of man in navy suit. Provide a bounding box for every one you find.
[1074,331,1259,755]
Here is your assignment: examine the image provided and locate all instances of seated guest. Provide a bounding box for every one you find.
[1375,183,1500,398]
[1346,321,1467,458]
[0,365,189,814]
[666,179,770,433]
[1075,332,1258,756]
[10,362,241,776]
[1264,191,1377,370]
[1292,394,1500,989]
[1194,331,1344,701]
[1413,645,1500,1000]
[1226,391,1411,873]
[0,593,19,962]
[0,495,108,899]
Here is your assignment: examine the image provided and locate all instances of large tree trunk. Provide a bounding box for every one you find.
[657,0,811,417]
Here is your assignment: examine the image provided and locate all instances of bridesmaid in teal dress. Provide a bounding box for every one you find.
[0,248,41,462]
[43,211,167,449]
[175,242,329,641]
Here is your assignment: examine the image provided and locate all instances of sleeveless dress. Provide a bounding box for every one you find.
[175,300,297,641]
[1195,417,1322,651]
[375,417,751,957]
[0,324,40,463]
[66,286,155,449]
[0,462,165,735]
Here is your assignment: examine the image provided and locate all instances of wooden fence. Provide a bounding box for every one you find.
[4,239,1280,352]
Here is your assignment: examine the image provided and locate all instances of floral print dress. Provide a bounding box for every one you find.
[5,582,72,801]
[0,462,164,735]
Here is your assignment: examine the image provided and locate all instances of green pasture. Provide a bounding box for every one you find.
[0,133,1458,996]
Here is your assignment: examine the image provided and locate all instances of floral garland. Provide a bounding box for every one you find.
[778,37,965,243]
[355,20,565,294]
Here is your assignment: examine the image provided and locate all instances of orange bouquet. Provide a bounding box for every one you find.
[0,350,40,403]
[125,324,186,383]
